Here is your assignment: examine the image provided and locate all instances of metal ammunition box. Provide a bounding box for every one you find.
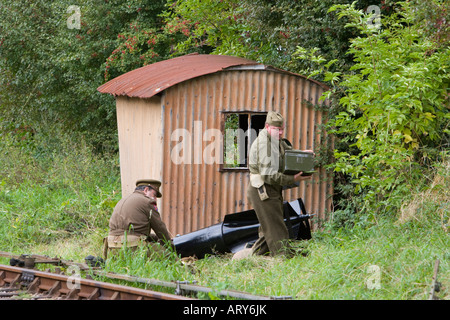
[281,150,315,175]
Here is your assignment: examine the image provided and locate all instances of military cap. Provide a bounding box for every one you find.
[136,179,162,198]
[265,111,284,127]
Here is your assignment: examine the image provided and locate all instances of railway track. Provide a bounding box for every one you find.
[0,264,194,300]
[0,251,280,300]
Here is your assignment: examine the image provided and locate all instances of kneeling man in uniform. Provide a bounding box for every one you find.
[105,179,173,258]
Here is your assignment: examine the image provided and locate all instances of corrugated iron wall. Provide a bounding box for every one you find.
[161,69,333,236]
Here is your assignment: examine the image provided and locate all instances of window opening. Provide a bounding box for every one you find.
[223,112,266,169]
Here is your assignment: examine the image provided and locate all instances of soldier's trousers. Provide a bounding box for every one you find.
[247,183,290,257]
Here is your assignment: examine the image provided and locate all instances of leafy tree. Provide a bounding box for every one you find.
[161,0,261,58]
[237,0,391,71]
[294,0,449,223]
[0,0,166,152]
[160,0,398,74]
[104,0,261,76]
[103,0,172,80]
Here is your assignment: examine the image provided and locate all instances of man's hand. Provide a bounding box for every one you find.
[294,171,312,182]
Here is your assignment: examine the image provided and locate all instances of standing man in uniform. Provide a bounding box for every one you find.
[105,179,173,258]
[246,111,312,257]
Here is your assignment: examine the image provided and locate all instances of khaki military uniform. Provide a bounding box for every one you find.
[247,122,295,257]
[105,189,172,258]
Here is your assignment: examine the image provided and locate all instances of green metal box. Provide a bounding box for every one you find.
[281,150,315,175]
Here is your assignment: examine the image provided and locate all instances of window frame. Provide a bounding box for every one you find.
[219,111,267,172]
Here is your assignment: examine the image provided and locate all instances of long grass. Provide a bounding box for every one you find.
[0,128,121,251]
[190,220,449,300]
[0,129,448,300]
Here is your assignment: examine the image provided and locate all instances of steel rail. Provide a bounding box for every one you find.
[92,270,280,300]
[0,264,194,300]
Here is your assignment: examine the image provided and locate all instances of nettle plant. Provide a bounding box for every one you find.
[295,1,449,216]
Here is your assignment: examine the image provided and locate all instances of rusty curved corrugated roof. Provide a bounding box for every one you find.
[97,53,259,98]
[97,53,329,98]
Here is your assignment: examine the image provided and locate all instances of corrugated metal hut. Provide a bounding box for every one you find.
[98,53,333,236]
